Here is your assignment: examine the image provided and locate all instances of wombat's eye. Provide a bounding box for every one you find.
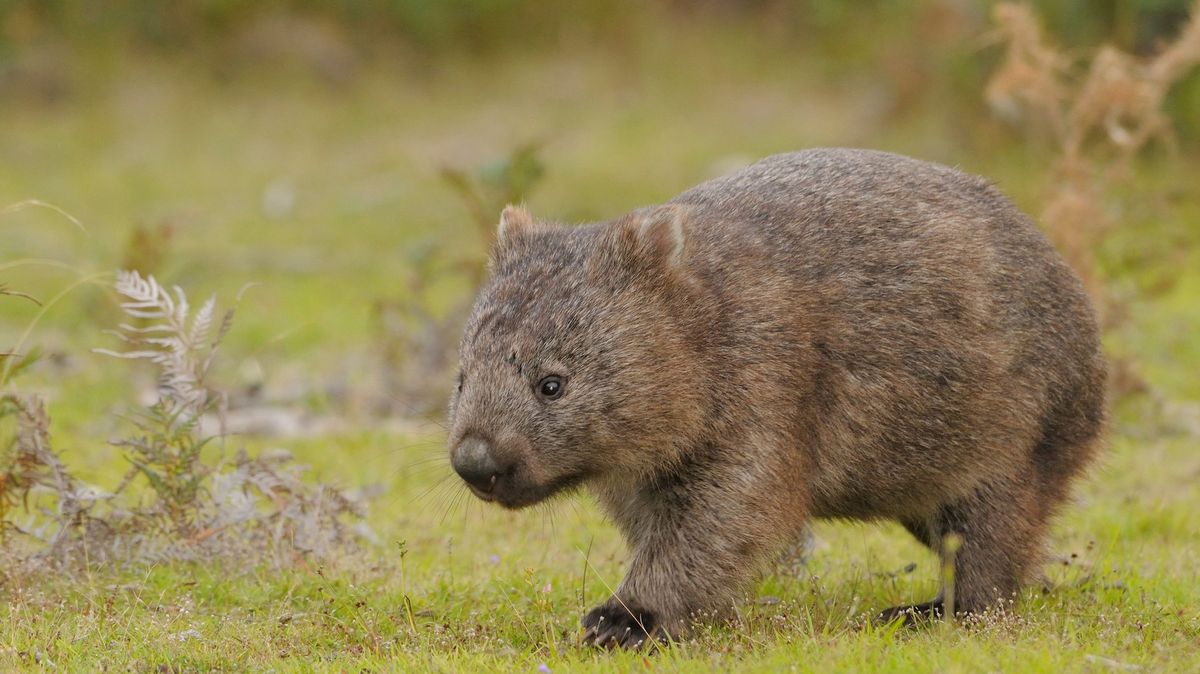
[536,375,564,401]
[456,372,464,393]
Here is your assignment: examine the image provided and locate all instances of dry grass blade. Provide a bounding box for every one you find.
[0,284,42,306]
[0,199,87,233]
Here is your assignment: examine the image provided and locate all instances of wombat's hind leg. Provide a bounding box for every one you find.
[934,470,1047,616]
[878,471,1050,623]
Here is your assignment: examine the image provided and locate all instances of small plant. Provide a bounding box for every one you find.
[120,220,176,277]
[396,539,419,633]
[0,390,104,560]
[440,142,547,287]
[0,290,114,565]
[0,270,375,570]
[95,271,374,563]
[371,144,549,416]
[95,271,232,536]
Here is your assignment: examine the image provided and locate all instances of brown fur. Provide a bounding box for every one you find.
[446,149,1107,648]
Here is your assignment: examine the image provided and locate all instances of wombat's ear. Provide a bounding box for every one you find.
[496,204,536,247]
[610,204,689,270]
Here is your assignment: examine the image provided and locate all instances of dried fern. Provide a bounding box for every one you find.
[94,270,232,417]
[91,271,234,536]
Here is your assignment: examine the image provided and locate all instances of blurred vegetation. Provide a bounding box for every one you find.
[3,2,1198,138]
[3,0,1196,52]
[369,144,547,416]
[439,142,546,278]
[2,1,1200,120]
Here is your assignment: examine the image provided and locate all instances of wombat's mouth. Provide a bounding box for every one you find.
[466,470,589,510]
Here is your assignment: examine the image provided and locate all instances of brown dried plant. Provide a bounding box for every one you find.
[986,1,1200,308]
[0,395,106,559]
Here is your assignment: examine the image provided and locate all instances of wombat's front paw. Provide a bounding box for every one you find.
[581,600,666,650]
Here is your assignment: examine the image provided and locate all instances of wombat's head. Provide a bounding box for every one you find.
[447,204,707,509]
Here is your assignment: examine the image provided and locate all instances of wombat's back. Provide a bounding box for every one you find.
[671,149,1105,519]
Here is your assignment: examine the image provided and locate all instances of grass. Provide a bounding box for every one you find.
[2,429,1197,671]
[2,18,1199,673]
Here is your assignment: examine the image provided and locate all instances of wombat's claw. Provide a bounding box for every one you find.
[874,600,944,627]
[873,597,945,623]
[581,602,663,650]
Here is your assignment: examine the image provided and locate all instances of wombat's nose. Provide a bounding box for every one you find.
[452,436,503,494]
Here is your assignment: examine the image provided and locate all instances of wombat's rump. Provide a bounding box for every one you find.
[446,149,1106,648]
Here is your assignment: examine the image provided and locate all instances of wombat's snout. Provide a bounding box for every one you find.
[452,435,506,497]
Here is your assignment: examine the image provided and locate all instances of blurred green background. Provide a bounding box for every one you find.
[3,0,1200,445]
[2,0,1199,461]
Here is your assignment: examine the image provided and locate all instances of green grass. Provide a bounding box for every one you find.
[2,22,1200,673]
[2,431,1197,671]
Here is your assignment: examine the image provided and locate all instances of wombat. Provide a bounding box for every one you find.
[446,148,1106,648]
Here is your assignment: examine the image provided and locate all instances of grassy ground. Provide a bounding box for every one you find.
[2,24,1199,673]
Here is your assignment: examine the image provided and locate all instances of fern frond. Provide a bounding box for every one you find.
[97,270,225,417]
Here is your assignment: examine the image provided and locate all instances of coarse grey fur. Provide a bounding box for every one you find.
[446,148,1107,648]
